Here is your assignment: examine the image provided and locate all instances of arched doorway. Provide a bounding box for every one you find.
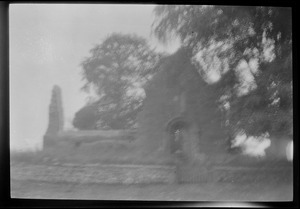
[166,116,189,183]
[166,116,188,156]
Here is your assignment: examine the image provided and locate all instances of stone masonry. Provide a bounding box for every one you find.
[11,163,177,184]
[43,85,64,148]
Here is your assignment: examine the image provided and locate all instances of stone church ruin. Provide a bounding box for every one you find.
[136,48,228,165]
[41,48,291,184]
[42,48,234,183]
[43,49,227,164]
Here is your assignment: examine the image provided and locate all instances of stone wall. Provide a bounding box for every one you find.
[43,85,136,151]
[45,85,64,134]
[211,165,293,183]
[136,48,226,159]
[44,130,136,150]
[176,164,293,184]
[11,163,176,184]
[44,85,64,148]
[11,162,292,185]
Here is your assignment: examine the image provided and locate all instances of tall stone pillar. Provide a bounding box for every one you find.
[43,85,64,149]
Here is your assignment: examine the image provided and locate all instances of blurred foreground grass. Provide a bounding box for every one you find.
[11,178,293,201]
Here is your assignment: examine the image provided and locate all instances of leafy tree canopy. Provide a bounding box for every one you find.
[153,5,292,139]
[73,103,99,130]
[76,33,163,130]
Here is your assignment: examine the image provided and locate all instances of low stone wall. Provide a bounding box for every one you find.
[11,163,176,184]
[44,130,136,149]
[211,165,293,183]
[58,130,136,142]
[176,164,293,184]
[11,162,292,185]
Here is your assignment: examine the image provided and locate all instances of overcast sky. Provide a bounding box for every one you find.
[10,4,180,151]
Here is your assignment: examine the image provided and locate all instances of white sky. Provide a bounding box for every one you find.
[10,4,180,151]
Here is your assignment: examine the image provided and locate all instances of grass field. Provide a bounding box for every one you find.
[11,178,293,201]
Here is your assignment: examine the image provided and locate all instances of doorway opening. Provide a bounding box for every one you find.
[166,117,188,155]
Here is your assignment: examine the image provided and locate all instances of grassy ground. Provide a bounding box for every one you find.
[11,178,292,201]
[10,150,293,201]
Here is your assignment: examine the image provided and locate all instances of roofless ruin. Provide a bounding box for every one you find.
[43,48,288,183]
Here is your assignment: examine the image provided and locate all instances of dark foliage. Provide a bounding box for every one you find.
[153,5,292,140]
[77,33,163,129]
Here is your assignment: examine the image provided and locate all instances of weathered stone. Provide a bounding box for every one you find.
[42,85,136,151]
[46,85,64,134]
[44,85,64,149]
[136,48,227,167]
[11,163,177,184]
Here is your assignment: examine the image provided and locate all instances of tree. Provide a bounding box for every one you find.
[73,103,99,130]
[78,33,163,129]
[152,5,292,140]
